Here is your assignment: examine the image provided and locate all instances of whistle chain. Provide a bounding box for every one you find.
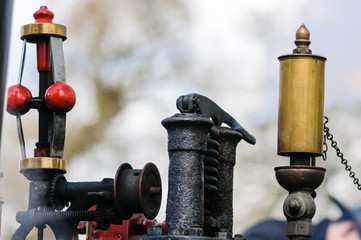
[323,116,361,190]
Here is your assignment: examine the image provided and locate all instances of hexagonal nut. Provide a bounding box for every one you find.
[187,225,203,236]
[285,221,313,237]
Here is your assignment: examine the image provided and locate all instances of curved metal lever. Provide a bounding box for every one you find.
[177,93,256,145]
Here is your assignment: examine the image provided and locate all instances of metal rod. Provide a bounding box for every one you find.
[37,71,50,149]
[16,114,26,159]
[17,40,27,85]
[0,0,14,237]
[37,226,44,240]
[0,0,13,139]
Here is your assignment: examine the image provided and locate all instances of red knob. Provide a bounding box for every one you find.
[7,85,32,115]
[45,82,76,113]
[33,6,54,23]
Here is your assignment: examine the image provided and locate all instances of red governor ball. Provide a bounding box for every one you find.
[45,82,76,113]
[7,85,32,115]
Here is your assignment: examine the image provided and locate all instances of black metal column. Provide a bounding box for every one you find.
[0,0,14,236]
[213,127,243,236]
[162,113,212,236]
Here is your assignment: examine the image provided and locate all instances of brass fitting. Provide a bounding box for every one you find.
[278,24,326,157]
[21,23,67,42]
[20,6,66,43]
[20,157,67,172]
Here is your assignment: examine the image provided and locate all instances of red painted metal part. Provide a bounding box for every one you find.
[6,84,32,115]
[45,82,76,113]
[34,148,50,157]
[34,6,54,72]
[89,214,155,240]
[37,39,51,72]
[74,210,155,240]
[34,6,54,23]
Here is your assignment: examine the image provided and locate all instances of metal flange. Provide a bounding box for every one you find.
[21,23,67,43]
[20,157,67,172]
[114,163,162,220]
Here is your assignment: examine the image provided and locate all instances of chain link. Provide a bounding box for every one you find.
[323,116,361,190]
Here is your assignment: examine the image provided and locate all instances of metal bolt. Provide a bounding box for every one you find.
[289,199,300,212]
[216,229,232,239]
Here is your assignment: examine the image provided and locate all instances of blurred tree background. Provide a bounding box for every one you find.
[3,0,361,239]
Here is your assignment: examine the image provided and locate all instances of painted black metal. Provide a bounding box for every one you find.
[28,181,52,209]
[50,174,114,210]
[162,113,213,236]
[49,37,67,158]
[0,0,13,141]
[11,224,33,240]
[212,127,243,235]
[13,162,161,239]
[144,94,254,240]
[49,113,66,158]
[0,0,13,234]
[176,93,256,145]
[204,127,220,219]
[13,209,96,240]
[275,166,325,239]
[114,163,141,219]
[16,209,96,225]
[37,71,52,149]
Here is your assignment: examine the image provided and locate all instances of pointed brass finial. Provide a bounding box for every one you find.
[293,23,312,54]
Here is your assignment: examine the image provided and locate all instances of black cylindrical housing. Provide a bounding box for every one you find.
[162,113,212,235]
[52,175,114,209]
[213,127,242,235]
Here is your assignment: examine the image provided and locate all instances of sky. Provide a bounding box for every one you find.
[2,0,361,238]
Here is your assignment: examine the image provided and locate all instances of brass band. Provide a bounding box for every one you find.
[21,23,67,42]
[20,157,67,172]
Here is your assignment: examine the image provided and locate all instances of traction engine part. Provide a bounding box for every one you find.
[204,127,220,217]
[14,162,161,239]
[275,24,326,240]
[45,82,76,113]
[9,6,162,240]
[77,213,155,240]
[143,93,254,240]
[277,24,326,158]
[7,85,32,115]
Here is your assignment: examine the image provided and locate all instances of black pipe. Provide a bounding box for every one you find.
[0,0,13,138]
[52,174,114,210]
[0,0,14,237]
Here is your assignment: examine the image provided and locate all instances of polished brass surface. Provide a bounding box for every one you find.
[20,157,67,172]
[278,24,326,157]
[21,23,67,42]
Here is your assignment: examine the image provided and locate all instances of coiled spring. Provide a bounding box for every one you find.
[204,126,220,216]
